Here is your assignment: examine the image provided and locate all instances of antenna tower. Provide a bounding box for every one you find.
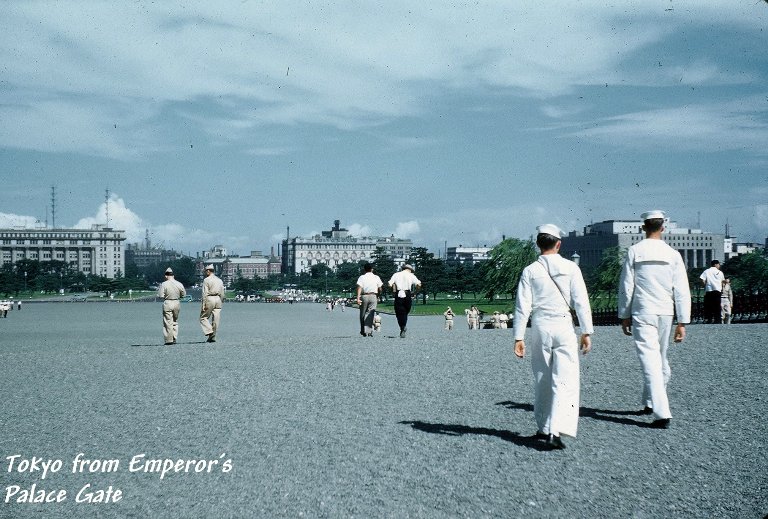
[105,188,110,227]
[50,186,56,229]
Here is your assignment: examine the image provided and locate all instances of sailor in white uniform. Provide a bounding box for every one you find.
[513,224,593,449]
[618,210,691,429]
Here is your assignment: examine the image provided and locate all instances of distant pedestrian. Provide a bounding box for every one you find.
[356,263,383,337]
[720,278,733,324]
[443,307,455,330]
[388,264,421,338]
[17,300,21,311]
[513,224,593,450]
[618,210,691,429]
[200,264,225,343]
[159,267,186,345]
[469,305,480,330]
[700,260,724,323]
[373,312,382,333]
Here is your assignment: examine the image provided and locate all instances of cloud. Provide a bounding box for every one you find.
[754,205,768,233]
[393,221,420,239]
[4,2,763,158]
[572,98,768,153]
[346,223,373,237]
[0,212,41,228]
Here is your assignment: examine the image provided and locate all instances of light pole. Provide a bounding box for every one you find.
[325,270,328,295]
[571,252,580,266]
[24,271,27,294]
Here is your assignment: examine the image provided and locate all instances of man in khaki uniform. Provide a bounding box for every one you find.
[200,264,225,342]
[159,267,186,345]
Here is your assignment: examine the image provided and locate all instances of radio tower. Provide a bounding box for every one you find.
[105,188,110,227]
[50,186,57,229]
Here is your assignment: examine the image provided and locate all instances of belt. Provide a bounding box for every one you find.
[363,292,377,295]
[165,298,179,301]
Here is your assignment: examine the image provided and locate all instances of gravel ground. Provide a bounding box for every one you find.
[0,302,765,518]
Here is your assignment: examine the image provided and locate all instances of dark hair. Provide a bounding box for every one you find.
[363,263,373,272]
[536,233,560,251]
[643,218,664,233]
[711,260,720,266]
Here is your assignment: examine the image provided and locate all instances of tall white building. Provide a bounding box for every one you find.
[560,219,724,269]
[281,220,413,274]
[0,225,126,278]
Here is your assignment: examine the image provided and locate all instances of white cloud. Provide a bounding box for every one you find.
[0,212,41,228]
[754,205,768,233]
[346,223,373,237]
[394,221,420,239]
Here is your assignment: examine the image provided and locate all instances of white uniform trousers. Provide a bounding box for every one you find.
[632,314,673,420]
[530,316,581,438]
[200,295,222,338]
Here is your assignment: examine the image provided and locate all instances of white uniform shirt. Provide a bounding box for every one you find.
[699,266,724,292]
[618,238,691,322]
[513,254,593,340]
[388,270,422,294]
[356,272,383,294]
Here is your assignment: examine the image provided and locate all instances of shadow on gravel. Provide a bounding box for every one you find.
[399,420,552,451]
[579,407,658,428]
[496,400,657,429]
[130,341,211,347]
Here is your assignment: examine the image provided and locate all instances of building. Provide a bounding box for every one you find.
[281,220,413,275]
[196,250,281,287]
[560,219,724,270]
[0,225,126,278]
[125,230,183,268]
[446,246,492,266]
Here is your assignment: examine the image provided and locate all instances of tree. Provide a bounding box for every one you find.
[371,247,397,285]
[409,247,445,303]
[589,246,626,308]
[482,238,538,301]
[723,250,768,294]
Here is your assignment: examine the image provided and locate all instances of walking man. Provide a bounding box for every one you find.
[356,263,383,337]
[443,307,455,330]
[720,278,733,324]
[388,264,421,338]
[159,267,186,345]
[513,224,593,450]
[200,264,225,343]
[618,210,691,429]
[700,260,724,323]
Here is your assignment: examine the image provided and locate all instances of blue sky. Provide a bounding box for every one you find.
[1,1,767,257]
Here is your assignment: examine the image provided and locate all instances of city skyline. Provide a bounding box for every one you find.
[2,2,767,256]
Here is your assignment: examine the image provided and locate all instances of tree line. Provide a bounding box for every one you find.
[1,242,766,303]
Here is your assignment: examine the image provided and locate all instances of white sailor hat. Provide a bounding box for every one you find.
[402,264,415,272]
[205,264,214,271]
[536,224,565,239]
[640,210,666,221]
[164,267,173,275]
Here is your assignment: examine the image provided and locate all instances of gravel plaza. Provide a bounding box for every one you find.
[0,302,765,518]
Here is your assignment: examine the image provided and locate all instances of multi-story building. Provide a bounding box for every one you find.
[281,220,413,275]
[446,246,492,266]
[196,251,281,287]
[0,225,126,278]
[560,219,724,270]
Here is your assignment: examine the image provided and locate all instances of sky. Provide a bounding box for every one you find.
[1,1,767,258]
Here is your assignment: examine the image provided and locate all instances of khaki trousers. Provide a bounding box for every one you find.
[162,300,181,343]
[200,295,222,337]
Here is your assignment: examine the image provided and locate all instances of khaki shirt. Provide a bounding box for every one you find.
[159,279,186,300]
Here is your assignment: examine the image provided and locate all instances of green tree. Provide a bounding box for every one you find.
[723,250,768,294]
[482,238,538,301]
[371,247,397,285]
[409,247,445,303]
[589,246,626,308]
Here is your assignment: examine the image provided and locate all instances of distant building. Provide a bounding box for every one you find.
[125,231,183,268]
[196,250,281,286]
[0,225,126,278]
[446,246,492,266]
[560,219,724,270]
[281,220,413,275]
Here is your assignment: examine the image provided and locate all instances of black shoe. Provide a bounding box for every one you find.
[206,334,216,343]
[400,328,406,338]
[650,418,670,429]
[367,333,373,337]
[534,431,548,440]
[164,342,174,345]
[642,406,653,415]
[546,434,566,450]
